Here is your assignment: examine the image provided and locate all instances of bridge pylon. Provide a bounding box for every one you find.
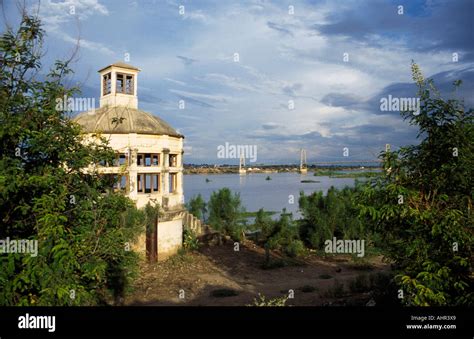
[239,153,247,175]
[300,149,308,174]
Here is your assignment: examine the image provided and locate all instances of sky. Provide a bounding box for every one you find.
[2,0,473,164]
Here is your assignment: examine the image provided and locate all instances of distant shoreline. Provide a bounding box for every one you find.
[183,164,382,175]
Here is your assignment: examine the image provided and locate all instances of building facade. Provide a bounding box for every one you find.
[73,62,185,260]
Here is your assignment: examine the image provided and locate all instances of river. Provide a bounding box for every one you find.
[183,172,357,218]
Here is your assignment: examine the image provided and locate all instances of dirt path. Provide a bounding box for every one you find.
[125,240,390,306]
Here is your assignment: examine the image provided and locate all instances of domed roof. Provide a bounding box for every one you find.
[73,106,183,138]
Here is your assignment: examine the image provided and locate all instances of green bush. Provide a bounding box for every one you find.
[261,210,306,261]
[183,228,200,251]
[186,194,206,221]
[298,186,366,250]
[207,188,245,241]
[358,63,473,306]
[284,239,305,258]
[250,293,288,306]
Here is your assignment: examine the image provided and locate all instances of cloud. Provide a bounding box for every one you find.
[183,10,209,23]
[177,55,197,66]
[261,123,280,130]
[267,21,294,37]
[313,0,474,55]
[173,95,214,108]
[37,0,109,28]
[54,30,115,56]
[169,89,229,104]
[196,73,258,92]
[321,93,361,107]
[32,0,113,56]
[367,66,474,115]
[164,78,187,86]
[282,83,303,96]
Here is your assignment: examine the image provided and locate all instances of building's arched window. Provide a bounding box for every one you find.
[116,73,124,93]
[169,173,177,193]
[103,73,111,95]
[116,73,134,95]
[137,153,160,166]
[137,173,160,193]
[125,74,134,94]
[169,154,178,167]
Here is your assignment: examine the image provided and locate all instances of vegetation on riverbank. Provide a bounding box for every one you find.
[313,170,381,178]
[184,165,382,175]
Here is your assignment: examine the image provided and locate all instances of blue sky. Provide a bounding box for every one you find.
[3,0,473,164]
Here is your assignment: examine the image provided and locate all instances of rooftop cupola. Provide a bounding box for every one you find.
[98,62,140,109]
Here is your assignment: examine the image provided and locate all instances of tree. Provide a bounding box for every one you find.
[358,62,473,306]
[207,188,244,240]
[186,194,206,221]
[268,211,303,258]
[298,186,365,249]
[254,208,274,262]
[0,12,143,305]
[254,208,274,240]
[256,209,304,261]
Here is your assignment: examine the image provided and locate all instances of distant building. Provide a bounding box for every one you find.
[73,62,184,260]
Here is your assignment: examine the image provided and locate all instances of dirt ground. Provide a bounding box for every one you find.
[125,240,390,306]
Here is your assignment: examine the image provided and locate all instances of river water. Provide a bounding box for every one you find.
[183,172,356,218]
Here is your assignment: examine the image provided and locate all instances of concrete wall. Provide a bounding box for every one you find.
[130,217,183,261]
[157,218,183,261]
[182,211,204,236]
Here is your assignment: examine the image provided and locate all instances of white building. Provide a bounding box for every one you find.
[73,62,185,260]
